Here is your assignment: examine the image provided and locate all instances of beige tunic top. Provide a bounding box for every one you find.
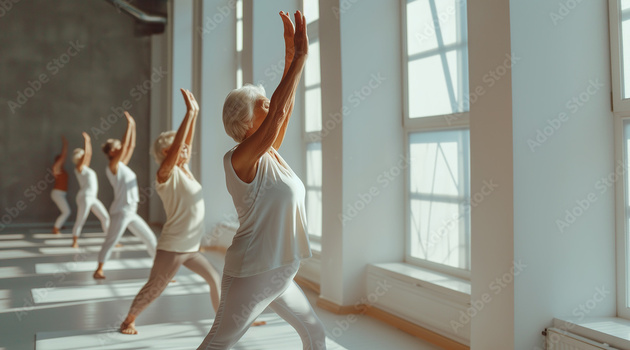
[155,164,205,253]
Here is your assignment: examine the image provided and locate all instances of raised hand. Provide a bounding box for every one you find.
[293,10,308,57]
[82,132,91,141]
[280,11,295,46]
[181,89,199,116]
[124,111,135,124]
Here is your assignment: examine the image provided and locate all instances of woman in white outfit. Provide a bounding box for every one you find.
[93,112,157,279]
[51,136,71,234]
[70,132,110,248]
[197,11,326,350]
[119,89,221,334]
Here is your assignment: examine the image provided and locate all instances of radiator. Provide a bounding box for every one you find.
[546,328,618,350]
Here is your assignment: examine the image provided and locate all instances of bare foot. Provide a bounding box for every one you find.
[252,321,267,327]
[93,270,106,279]
[71,242,79,248]
[52,227,60,234]
[170,280,176,283]
[115,243,124,248]
[120,320,138,335]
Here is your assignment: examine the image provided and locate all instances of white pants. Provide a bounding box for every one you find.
[98,206,157,263]
[50,189,71,229]
[197,262,326,350]
[72,194,110,237]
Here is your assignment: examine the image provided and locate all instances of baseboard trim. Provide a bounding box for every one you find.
[364,306,469,350]
[316,297,364,315]
[295,275,321,294]
[311,291,469,350]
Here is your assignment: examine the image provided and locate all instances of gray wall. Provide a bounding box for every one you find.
[0,0,155,229]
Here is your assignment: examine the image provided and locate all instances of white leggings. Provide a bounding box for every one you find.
[72,194,110,237]
[197,262,326,350]
[98,208,157,263]
[50,189,71,229]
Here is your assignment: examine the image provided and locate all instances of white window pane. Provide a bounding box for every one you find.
[304,0,319,24]
[408,130,470,270]
[305,87,322,132]
[406,0,467,56]
[305,41,321,87]
[236,19,243,52]
[306,142,322,187]
[236,68,243,88]
[236,0,243,20]
[409,136,460,196]
[410,199,467,269]
[406,0,439,55]
[434,0,466,47]
[408,48,468,118]
[306,142,322,237]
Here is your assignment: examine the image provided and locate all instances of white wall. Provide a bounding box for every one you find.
[468,0,515,348]
[511,1,616,349]
[317,0,405,306]
[198,0,241,230]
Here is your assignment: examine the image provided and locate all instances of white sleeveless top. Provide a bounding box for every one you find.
[155,164,205,253]
[106,162,140,213]
[74,166,98,197]
[223,147,311,277]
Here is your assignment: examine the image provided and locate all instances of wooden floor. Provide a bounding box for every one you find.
[0,226,440,350]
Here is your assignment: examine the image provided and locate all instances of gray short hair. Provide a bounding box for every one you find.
[72,148,85,165]
[222,84,266,143]
[151,130,176,165]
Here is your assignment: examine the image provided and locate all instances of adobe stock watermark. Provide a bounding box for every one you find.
[332,0,359,19]
[0,0,22,18]
[450,260,527,333]
[90,66,167,139]
[414,0,465,44]
[15,250,92,321]
[427,179,498,250]
[198,0,237,36]
[532,285,610,350]
[445,53,521,125]
[527,78,604,152]
[339,154,408,226]
[328,280,393,340]
[556,161,626,233]
[0,168,58,232]
[549,0,584,26]
[311,72,386,142]
[8,40,85,114]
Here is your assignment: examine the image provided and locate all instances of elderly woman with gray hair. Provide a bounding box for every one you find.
[197,10,326,350]
[119,89,221,335]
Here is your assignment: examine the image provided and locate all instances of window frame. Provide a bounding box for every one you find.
[610,0,630,320]
[301,0,323,245]
[401,0,471,280]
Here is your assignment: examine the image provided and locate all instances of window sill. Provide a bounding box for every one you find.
[369,262,471,305]
[553,317,630,349]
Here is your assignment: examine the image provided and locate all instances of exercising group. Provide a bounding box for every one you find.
[48,11,325,349]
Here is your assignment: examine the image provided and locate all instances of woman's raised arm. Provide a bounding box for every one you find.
[77,132,92,172]
[121,112,136,165]
[272,11,298,151]
[232,11,308,182]
[157,89,199,183]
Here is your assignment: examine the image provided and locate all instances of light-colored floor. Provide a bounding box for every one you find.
[0,226,440,350]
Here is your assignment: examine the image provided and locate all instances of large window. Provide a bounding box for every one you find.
[303,0,323,242]
[403,0,470,278]
[610,0,630,320]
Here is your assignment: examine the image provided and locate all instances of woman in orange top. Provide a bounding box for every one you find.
[51,136,71,234]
